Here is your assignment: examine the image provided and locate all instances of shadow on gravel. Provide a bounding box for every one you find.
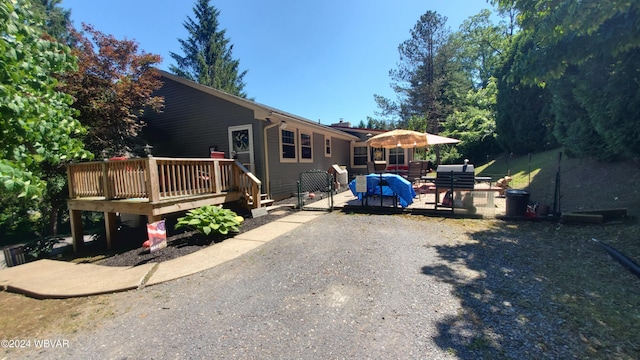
[420,220,640,359]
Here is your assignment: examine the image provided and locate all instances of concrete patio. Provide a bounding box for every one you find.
[325,182,508,218]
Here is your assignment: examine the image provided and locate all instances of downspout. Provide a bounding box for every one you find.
[263,118,281,197]
[592,238,640,279]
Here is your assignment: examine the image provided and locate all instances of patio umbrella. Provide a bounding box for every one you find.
[365,129,429,149]
[366,129,460,148]
[425,132,460,145]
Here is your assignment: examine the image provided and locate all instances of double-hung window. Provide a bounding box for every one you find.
[281,129,296,162]
[324,136,331,157]
[300,131,313,162]
[353,144,368,166]
[279,126,317,163]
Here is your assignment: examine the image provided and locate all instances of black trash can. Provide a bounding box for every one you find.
[505,189,530,217]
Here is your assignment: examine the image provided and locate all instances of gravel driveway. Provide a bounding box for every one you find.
[23,212,574,359]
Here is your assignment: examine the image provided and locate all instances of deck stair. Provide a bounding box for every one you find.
[246,193,275,207]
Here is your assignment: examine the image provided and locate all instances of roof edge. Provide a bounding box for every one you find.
[157,70,358,141]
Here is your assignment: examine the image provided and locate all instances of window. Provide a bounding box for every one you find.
[389,147,405,165]
[300,131,313,162]
[281,129,296,161]
[353,145,368,166]
[371,147,386,161]
[324,136,331,157]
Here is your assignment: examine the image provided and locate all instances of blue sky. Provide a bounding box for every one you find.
[61,0,496,125]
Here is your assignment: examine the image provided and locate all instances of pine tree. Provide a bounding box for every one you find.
[170,0,248,97]
[31,0,72,43]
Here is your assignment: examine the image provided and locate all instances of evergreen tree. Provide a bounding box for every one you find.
[170,0,248,97]
[393,10,451,132]
[31,0,72,43]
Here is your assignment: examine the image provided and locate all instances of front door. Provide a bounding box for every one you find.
[228,125,255,173]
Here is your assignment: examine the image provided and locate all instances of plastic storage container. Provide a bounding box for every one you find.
[505,189,530,217]
[210,151,225,159]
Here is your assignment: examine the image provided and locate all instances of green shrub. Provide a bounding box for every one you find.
[22,236,64,261]
[175,205,244,237]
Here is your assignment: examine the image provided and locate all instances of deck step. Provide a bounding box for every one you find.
[246,193,274,207]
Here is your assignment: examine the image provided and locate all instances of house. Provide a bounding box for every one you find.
[143,71,360,200]
[329,120,414,175]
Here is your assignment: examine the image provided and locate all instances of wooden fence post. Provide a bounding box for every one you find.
[213,160,222,194]
[102,161,112,199]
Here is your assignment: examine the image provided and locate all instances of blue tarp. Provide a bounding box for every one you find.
[349,173,416,208]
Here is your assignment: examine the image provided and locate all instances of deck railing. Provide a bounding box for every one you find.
[67,157,263,208]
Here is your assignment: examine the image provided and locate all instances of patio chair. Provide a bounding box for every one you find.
[367,161,386,174]
[421,160,434,177]
[405,161,424,199]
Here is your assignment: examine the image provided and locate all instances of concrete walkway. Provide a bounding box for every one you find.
[0,211,324,299]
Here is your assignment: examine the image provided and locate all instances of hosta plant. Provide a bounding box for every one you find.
[175,205,244,237]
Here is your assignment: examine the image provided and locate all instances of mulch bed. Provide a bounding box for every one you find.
[77,198,300,267]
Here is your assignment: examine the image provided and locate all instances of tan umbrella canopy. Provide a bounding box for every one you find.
[366,129,460,148]
[366,129,429,149]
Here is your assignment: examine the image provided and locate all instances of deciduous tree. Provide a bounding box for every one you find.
[444,77,501,163]
[494,32,554,154]
[0,0,88,199]
[493,0,640,159]
[455,9,509,89]
[64,24,164,158]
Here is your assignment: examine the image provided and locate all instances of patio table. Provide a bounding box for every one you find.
[349,173,416,208]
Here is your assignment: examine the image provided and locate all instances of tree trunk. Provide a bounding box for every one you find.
[49,204,59,236]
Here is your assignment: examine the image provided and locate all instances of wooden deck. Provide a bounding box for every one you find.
[67,157,264,251]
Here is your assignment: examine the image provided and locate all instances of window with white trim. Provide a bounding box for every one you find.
[300,131,313,162]
[353,144,368,166]
[324,136,331,157]
[280,129,296,162]
[389,147,405,165]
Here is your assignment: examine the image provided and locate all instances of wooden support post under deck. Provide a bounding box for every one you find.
[104,212,118,249]
[70,209,84,252]
[147,214,162,223]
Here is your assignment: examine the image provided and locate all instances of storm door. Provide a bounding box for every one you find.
[228,125,255,173]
